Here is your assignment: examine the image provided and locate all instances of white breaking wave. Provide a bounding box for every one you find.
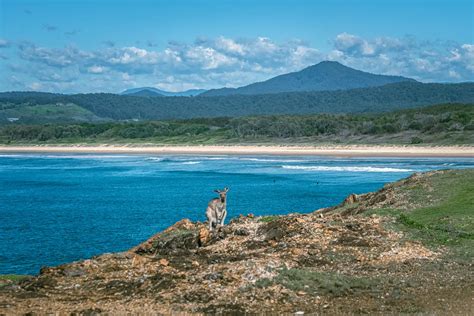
[202,156,231,160]
[240,157,303,163]
[180,161,201,165]
[145,157,165,162]
[281,165,413,173]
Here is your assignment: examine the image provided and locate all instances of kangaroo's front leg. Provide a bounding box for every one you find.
[208,219,213,231]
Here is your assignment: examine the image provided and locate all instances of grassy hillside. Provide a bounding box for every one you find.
[0,103,103,125]
[1,103,472,145]
[329,169,474,261]
[1,82,473,123]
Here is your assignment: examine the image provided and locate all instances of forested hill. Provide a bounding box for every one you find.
[201,61,415,96]
[0,82,473,123]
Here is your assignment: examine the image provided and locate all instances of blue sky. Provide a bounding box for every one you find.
[0,0,472,93]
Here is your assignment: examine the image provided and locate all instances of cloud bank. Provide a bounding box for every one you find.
[2,33,473,93]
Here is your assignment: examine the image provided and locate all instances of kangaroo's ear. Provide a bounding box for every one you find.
[224,187,229,192]
[214,189,220,193]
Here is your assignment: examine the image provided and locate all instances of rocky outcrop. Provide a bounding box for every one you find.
[316,170,445,217]
[0,170,470,314]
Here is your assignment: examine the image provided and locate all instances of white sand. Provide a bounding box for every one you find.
[0,145,473,157]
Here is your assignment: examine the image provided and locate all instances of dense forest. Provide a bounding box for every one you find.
[1,104,472,145]
[1,82,473,123]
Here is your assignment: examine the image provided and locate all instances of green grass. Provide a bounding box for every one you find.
[0,103,102,125]
[0,274,30,281]
[0,274,31,287]
[370,170,474,260]
[256,268,378,296]
[400,171,473,239]
[259,216,279,223]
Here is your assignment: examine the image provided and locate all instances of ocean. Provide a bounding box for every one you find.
[1,154,473,275]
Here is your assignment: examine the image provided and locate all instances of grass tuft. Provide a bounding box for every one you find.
[256,268,378,296]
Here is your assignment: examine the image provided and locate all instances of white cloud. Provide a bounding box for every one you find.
[214,37,245,55]
[105,46,159,65]
[121,72,131,80]
[7,34,474,93]
[18,42,87,68]
[448,70,461,79]
[29,82,43,90]
[334,33,375,56]
[87,65,106,74]
[329,33,473,82]
[185,46,238,70]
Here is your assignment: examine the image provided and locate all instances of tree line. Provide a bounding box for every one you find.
[0,104,472,144]
[1,82,473,122]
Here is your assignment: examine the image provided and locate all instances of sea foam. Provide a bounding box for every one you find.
[281,165,413,173]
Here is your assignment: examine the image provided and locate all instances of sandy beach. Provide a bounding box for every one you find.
[0,145,473,157]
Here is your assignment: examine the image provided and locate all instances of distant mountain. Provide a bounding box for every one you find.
[125,89,164,97]
[2,82,473,124]
[202,61,416,96]
[121,87,206,97]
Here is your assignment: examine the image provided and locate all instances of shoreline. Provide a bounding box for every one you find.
[0,144,473,157]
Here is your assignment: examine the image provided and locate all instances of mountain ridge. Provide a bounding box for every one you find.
[121,87,206,97]
[1,82,473,123]
[202,61,416,96]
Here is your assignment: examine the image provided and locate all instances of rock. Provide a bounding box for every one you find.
[62,267,86,277]
[39,266,53,275]
[21,275,58,290]
[204,272,223,281]
[258,219,290,241]
[234,228,250,236]
[313,210,325,218]
[291,248,304,256]
[71,307,103,316]
[131,254,149,268]
[132,218,200,254]
[343,193,358,205]
[199,227,211,246]
[164,218,196,232]
[150,227,200,255]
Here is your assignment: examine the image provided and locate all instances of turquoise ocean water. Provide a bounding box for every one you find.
[1,154,473,274]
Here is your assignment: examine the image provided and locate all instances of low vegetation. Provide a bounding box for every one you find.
[0,103,102,125]
[0,103,472,145]
[0,275,30,288]
[393,170,473,260]
[256,268,378,296]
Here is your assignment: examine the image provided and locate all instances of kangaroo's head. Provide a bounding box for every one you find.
[214,187,229,202]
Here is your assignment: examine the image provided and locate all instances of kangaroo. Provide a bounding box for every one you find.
[206,187,229,231]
